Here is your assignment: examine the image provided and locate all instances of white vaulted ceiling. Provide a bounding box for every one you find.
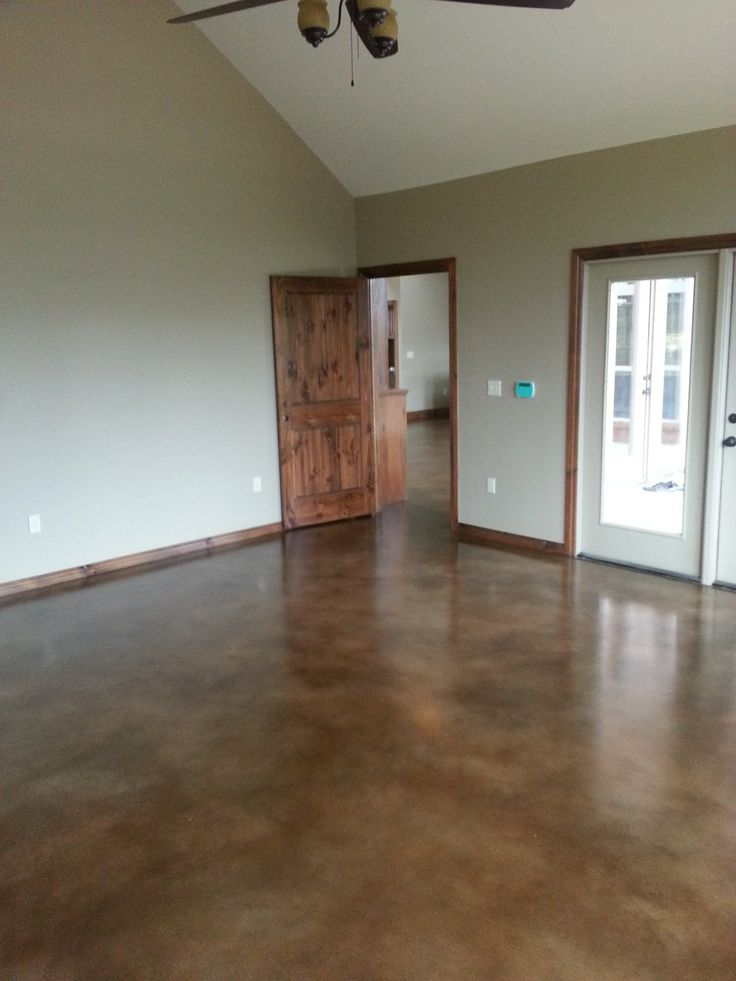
[172,0,736,196]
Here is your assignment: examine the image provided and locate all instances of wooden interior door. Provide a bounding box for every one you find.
[270,276,376,529]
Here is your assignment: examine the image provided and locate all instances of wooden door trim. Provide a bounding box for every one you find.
[567,233,736,557]
[359,258,458,532]
[0,522,284,604]
[387,299,399,388]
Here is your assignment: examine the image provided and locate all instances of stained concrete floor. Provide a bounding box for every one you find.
[1,421,735,979]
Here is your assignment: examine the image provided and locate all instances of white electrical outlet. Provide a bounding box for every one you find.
[406,350,415,359]
[487,380,502,397]
[487,478,496,495]
[28,514,42,534]
[252,477,262,493]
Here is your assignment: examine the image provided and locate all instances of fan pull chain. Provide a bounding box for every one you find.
[350,18,355,86]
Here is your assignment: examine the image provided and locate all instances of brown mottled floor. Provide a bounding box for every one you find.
[1,421,735,979]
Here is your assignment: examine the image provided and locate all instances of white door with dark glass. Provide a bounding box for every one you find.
[579,253,718,578]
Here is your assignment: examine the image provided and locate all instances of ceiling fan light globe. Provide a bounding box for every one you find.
[297,0,330,45]
[303,26,328,46]
[357,0,389,28]
[368,7,397,51]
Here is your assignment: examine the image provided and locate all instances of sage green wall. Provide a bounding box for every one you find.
[1,0,356,585]
[356,127,736,542]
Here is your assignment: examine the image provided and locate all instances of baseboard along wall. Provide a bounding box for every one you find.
[407,407,450,423]
[457,523,569,557]
[1,516,570,603]
[0,523,284,603]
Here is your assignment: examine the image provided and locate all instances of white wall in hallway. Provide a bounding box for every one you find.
[397,274,450,414]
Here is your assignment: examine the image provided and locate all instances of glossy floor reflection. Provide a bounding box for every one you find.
[1,422,735,979]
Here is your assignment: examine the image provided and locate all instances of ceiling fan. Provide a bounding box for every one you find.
[169,0,575,61]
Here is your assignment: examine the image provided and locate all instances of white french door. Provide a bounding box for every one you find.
[579,253,718,578]
[716,259,736,587]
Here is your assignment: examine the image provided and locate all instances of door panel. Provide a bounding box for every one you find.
[289,424,362,497]
[716,260,736,586]
[579,254,718,578]
[283,292,361,403]
[271,276,375,529]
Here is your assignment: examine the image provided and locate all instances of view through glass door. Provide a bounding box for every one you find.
[579,253,718,578]
[602,276,694,535]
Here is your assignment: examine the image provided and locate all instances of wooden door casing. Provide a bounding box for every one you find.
[377,389,408,506]
[271,276,376,529]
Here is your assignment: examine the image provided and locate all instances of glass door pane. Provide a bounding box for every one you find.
[600,277,695,536]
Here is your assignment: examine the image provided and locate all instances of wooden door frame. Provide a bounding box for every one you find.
[358,258,458,532]
[566,233,736,557]
[387,299,399,388]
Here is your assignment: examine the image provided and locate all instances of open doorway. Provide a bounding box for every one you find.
[360,258,458,531]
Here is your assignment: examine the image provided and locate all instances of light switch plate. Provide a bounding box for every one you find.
[406,350,415,359]
[487,379,502,397]
[28,514,41,534]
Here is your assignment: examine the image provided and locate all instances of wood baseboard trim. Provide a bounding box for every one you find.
[407,407,450,423]
[0,522,284,603]
[457,523,568,557]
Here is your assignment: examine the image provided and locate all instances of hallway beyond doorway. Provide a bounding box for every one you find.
[407,417,451,518]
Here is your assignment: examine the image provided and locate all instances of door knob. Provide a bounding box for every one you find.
[724,436,736,448]
[282,414,289,422]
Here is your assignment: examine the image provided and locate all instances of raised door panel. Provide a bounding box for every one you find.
[288,424,363,498]
[283,292,361,405]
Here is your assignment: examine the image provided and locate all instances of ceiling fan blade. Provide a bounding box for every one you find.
[438,0,575,8]
[168,0,286,25]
